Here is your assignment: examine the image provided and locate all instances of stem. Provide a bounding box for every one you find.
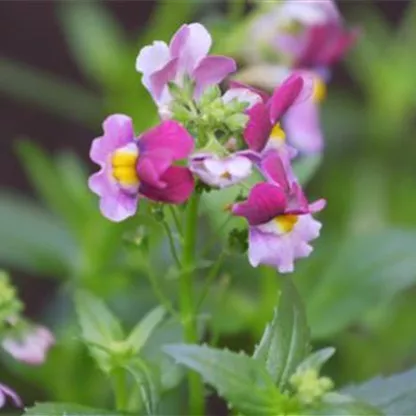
[196,251,226,310]
[260,267,279,322]
[112,368,128,411]
[162,220,182,268]
[169,205,183,236]
[180,193,204,415]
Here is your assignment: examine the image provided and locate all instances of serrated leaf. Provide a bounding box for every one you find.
[296,347,336,374]
[24,402,124,415]
[164,344,287,415]
[307,229,416,338]
[0,191,76,277]
[127,306,165,354]
[75,290,124,372]
[125,359,161,416]
[253,277,310,389]
[342,367,416,415]
[306,393,383,416]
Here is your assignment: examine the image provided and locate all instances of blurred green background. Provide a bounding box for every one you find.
[0,1,416,414]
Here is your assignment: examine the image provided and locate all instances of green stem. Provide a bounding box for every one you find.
[260,267,279,322]
[169,205,183,236]
[162,220,182,268]
[112,368,128,412]
[180,193,204,415]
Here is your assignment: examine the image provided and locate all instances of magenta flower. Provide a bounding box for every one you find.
[274,0,359,70]
[2,325,55,366]
[136,23,236,111]
[0,383,22,408]
[229,70,323,154]
[232,151,325,273]
[190,154,253,189]
[89,115,195,222]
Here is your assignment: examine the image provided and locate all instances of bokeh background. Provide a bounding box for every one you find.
[1,1,416,414]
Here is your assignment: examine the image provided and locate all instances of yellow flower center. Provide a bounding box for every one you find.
[275,214,298,234]
[270,123,286,143]
[313,77,326,103]
[111,148,139,187]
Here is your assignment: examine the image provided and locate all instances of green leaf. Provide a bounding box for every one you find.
[307,229,416,338]
[75,290,124,372]
[127,306,166,354]
[164,344,289,415]
[125,359,161,416]
[342,367,416,415]
[0,57,101,126]
[24,402,125,415]
[57,1,128,88]
[293,153,322,186]
[253,277,310,389]
[296,348,336,374]
[0,191,76,277]
[307,393,383,416]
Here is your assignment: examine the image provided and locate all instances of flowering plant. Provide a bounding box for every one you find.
[2,1,416,416]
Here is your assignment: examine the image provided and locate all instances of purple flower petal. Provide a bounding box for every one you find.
[228,81,270,103]
[140,166,194,204]
[99,187,138,222]
[0,383,22,408]
[193,56,237,97]
[169,24,190,57]
[244,102,272,152]
[260,150,291,192]
[150,57,179,102]
[232,183,287,226]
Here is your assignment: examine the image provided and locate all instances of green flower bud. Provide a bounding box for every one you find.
[0,272,23,326]
[199,85,221,107]
[225,113,249,131]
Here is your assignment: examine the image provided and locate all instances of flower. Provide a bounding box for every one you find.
[89,115,195,221]
[190,154,253,189]
[232,151,325,273]
[0,383,22,408]
[246,0,358,71]
[2,325,55,365]
[230,69,323,154]
[136,23,236,113]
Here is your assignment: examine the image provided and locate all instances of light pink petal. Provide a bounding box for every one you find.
[169,24,190,57]
[90,114,135,166]
[178,23,212,72]
[228,81,270,103]
[193,56,237,97]
[283,99,324,154]
[139,120,194,160]
[140,166,194,204]
[294,214,322,241]
[232,183,287,226]
[135,41,171,74]
[99,190,138,222]
[222,88,263,108]
[150,58,179,102]
[0,383,22,408]
[309,198,327,213]
[244,102,272,152]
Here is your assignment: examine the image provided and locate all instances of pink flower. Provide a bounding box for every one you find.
[2,325,54,365]
[0,383,22,408]
[273,0,359,69]
[89,115,195,222]
[136,23,236,111]
[229,70,323,154]
[232,151,325,273]
[190,154,253,189]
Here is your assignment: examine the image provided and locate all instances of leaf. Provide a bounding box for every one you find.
[164,344,287,415]
[296,348,336,374]
[24,402,125,415]
[0,191,76,277]
[125,359,161,416]
[75,290,124,372]
[0,57,101,126]
[127,306,166,354]
[342,367,416,415]
[307,393,383,416]
[57,1,128,88]
[306,229,416,338]
[253,277,310,389]
[293,153,322,186]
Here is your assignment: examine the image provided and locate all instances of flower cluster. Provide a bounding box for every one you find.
[239,0,358,154]
[89,23,325,273]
